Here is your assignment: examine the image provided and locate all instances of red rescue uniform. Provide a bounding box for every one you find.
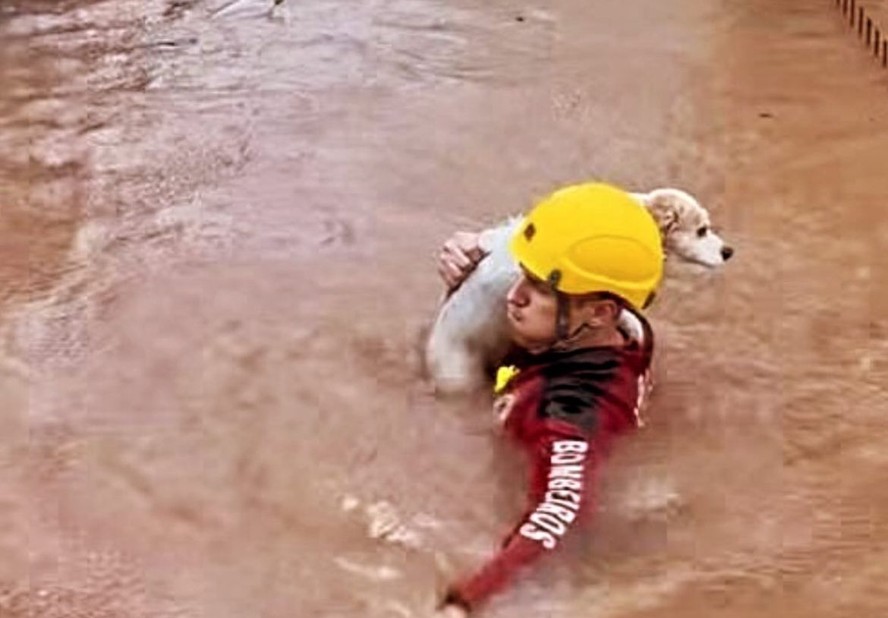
[443,316,653,613]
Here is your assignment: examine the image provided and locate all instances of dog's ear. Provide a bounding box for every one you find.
[642,193,680,236]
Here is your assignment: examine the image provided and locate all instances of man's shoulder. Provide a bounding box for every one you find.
[535,347,638,432]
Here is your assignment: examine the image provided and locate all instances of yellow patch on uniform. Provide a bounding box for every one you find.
[494,365,520,394]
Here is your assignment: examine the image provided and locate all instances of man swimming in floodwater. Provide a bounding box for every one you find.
[431,183,661,616]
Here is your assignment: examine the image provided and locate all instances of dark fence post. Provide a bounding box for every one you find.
[834,0,888,70]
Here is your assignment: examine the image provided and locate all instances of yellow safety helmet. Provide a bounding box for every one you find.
[509,182,664,310]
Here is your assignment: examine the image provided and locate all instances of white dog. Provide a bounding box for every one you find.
[425,188,733,394]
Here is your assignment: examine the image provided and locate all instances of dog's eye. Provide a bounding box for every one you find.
[696,226,709,238]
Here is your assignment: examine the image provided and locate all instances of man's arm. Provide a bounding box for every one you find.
[440,431,595,613]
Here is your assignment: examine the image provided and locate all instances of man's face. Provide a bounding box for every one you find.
[505,270,560,352]
[506,269,622,352]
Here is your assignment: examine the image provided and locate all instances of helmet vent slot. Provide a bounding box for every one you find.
[523,222,536,241]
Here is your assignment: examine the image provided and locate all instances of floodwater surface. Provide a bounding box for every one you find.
[1,0,887,616]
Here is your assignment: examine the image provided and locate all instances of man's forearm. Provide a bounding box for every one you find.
[442,436,593,612]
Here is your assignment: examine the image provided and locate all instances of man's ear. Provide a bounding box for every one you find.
[576,297,620,327]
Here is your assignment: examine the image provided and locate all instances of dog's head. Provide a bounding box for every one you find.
[634,188,733,268]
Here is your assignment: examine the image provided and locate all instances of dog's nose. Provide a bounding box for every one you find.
[721,246,734,261]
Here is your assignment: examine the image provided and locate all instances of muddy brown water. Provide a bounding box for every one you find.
[2,0,887,616]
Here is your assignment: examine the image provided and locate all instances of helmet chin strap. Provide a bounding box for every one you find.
[550,290,593,351]
[555,290,571,341]
[545,269,589,350]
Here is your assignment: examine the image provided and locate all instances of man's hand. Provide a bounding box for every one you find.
[417,600,468,618]
[436,604,468,618]
[436,231,486,291]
